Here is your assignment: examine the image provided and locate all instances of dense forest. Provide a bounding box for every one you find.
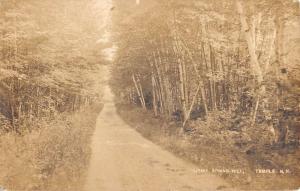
[111,0,300,189]
[0,0,106,190]
[0,0,104,132]
[112,0,300,147]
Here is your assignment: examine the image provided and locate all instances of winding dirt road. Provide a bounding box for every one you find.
[84,81,231,191]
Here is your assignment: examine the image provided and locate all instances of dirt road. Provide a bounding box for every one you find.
[84,82,230,191]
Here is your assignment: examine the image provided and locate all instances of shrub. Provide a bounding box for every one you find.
[0,104,102,191]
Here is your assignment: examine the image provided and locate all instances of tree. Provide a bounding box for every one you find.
[111,0,300,144]
[0,0,105,132]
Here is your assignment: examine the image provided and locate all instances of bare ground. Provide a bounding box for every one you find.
[84,85,231,191]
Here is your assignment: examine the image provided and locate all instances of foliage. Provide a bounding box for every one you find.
[111,0,300,146]
[0,0,104,132]
[0,105,102,191]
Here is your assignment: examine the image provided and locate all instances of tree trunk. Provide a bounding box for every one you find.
[132,74,146,110]
[183,83,202,127]
[151,74,158,116]
[236,0,266,126]
[178,37,208,115]
[236,0,264,84]
[152,51,165,114]
[178,57,188,123]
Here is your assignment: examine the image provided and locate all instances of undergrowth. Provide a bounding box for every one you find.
[0,104,103,191]
[117,103,300,190]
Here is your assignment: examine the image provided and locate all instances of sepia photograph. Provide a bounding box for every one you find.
[0,0,299,190]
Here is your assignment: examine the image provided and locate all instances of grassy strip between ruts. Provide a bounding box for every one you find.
[0,104,103,191]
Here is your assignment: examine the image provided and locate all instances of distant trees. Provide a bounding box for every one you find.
[111,0,299,145]
[0,0,104,132]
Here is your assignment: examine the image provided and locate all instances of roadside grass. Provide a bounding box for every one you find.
[0,104,103,191]
[116,103,300,190]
